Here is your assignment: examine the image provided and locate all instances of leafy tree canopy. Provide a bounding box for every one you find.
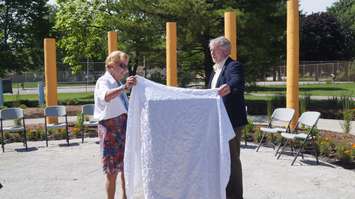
[0,0,53,77]
[300,12,354,61]
[54,0,287,85]
[328,0,355,33]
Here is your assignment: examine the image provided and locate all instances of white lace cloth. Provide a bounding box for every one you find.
[124,76,235,199]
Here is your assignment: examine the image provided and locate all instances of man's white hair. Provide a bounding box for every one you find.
[209,36,231,54]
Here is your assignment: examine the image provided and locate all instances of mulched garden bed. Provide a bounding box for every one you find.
[320,130,355,143]
[24,105,82,118]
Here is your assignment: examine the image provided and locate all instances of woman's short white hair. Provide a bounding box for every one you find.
[105,50,129,69]
[209,36,231,54]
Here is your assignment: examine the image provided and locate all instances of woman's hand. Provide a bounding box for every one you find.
[125,76,137,89]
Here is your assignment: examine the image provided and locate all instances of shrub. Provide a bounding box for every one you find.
[4,132,21,142]
[335,142,353,163]
[266,100,272,121]
[70,127,81,138]
[270,94,286,108]
[266,133,282,145]
[4,100,38,108]
[341,95,353,111]
[253,128,262,143]
[311,127,320,137]
[342,110,354,134]
[300,92,311,114]
[63,98,80,105]
[51,129,67,140]
[242,120,254,143]
[76,113,84,129]
[26,128,44,141]
[318,137,332,157]
[19,104,27,109]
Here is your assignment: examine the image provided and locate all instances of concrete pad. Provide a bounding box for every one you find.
[1,139,355,199]
[0,138,123,199]
[243,144,355,199]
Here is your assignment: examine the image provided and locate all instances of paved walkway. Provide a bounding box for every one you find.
[249,93,355,100]
[255,81,351,86]
[9,85,95,95]
[0,138,354,199]
[250,115,355,135]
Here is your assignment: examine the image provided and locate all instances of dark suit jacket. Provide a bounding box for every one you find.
[208,57,247,128]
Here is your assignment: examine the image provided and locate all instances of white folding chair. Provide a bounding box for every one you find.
[256,108,295,154]
[1,108,27,152]
[277,111,321,166]
[81,104,98,143]
[44,106,69,147]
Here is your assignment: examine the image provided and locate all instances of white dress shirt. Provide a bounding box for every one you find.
[94,71,127,121]
[211,57,228,89]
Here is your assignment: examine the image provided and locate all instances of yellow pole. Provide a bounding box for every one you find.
[44,38,58,123]
[166,22,177,86]
[108,31,118,54]
[224,11,237,60]
[287,0,300,127]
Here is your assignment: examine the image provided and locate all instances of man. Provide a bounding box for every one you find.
[208,36,247,199]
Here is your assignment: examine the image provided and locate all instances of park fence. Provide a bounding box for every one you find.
[7,62,106,84]
[4,60,355,85]
[275,60,355,82]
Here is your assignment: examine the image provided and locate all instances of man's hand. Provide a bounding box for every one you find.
[218,84,231,96]
[125,76,137,89]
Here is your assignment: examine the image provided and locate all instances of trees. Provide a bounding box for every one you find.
[0,0,53,77]
[53,0,287,85]
[54,0,107,74]
[117,0,287,84]
[300,12,354,61]
[328,0,355,59]
[237,0,286,81]
[328,0,355,33]
[3,0,354,84]
[54,0,163,75]
[126,0,226,85]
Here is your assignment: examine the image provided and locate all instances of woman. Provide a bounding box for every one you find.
[94,50,136,199]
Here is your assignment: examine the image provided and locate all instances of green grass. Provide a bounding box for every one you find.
[4,92,94,103]
[245,94,272,101]
[247,83,355,97]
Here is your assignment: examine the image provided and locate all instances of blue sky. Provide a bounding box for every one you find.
[300,0,338,14]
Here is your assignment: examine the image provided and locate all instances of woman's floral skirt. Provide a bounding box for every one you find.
[98,114,127,174]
